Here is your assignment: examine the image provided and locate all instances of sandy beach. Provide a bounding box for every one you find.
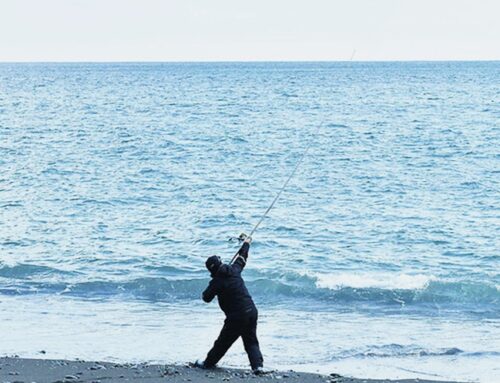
[0,357,463,383]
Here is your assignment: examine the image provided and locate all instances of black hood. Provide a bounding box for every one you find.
[206,255,222,277]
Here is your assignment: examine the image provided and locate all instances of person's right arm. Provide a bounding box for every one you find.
[232,237,251,274]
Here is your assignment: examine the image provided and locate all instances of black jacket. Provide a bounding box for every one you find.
[202,242,256,319]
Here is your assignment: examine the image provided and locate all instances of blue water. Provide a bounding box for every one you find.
[0,62,499,382]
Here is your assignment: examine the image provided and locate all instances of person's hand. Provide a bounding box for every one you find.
[244,236,252,244]
[238,233,247,241]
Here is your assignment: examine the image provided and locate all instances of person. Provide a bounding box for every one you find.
[195,236,264,374]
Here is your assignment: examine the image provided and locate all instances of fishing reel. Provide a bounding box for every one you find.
[228,233,248,243]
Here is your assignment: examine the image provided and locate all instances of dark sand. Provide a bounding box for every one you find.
[0,357,463,383]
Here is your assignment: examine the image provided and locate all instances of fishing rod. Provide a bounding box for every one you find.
[229,124,322,264]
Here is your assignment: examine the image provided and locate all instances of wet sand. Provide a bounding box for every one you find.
[0,357,463,383]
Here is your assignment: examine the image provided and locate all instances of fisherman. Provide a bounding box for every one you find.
[195,236,264,374]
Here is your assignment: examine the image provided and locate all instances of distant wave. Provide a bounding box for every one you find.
[0,264,79,279]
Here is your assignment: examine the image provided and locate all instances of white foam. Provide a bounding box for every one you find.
[315,272,434,290]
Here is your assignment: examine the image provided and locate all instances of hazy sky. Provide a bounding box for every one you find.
[0,0,498,61]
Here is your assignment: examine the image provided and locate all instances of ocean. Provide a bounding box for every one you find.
[0,62,498,382]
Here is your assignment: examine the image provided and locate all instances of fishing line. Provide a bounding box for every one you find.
[229,123,323,264]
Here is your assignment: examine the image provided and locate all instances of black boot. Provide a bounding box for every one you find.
[192,360,215,369]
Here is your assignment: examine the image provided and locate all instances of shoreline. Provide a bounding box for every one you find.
[0,357,464,383]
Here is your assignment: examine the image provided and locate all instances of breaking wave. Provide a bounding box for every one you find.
[333,344,466,360]
[0,264,498,312]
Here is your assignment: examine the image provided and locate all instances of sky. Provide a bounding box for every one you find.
[0,0,498,61]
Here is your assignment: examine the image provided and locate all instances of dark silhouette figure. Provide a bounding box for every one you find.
[199,238,264,373]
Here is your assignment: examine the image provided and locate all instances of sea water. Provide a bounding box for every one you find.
[0,62,498,382]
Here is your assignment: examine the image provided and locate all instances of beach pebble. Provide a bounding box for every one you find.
[165,367,180,376]
[89,364,106,371]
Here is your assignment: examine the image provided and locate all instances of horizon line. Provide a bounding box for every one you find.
[0,59,499,64]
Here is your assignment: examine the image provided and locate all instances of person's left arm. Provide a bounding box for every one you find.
[202,278,221,303]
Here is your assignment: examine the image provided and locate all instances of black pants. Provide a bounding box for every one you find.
[204,309,263,369]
